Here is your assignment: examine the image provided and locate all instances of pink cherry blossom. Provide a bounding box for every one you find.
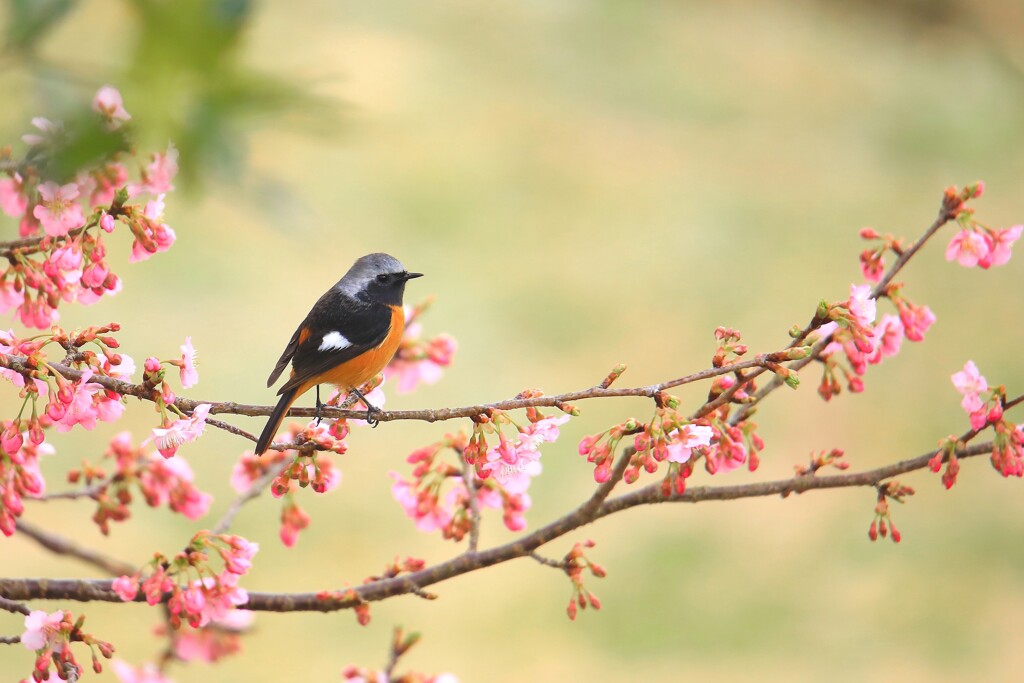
[138,453,212,519]
[867,314,904,364]
[22,117,60,146]
[0,173,28,217]
[981,225,1023,268]
[179,336,198,388]
[129,195,177,262]
[847,284,876,327]
[390,471,452,532]
[193,573,250,627]
[55,369,125,432]
[945,230,990,268]
[112,575,139,602]
[898,301,936,342]
[21,610,64,651]
[92,86,131,125]
[33,182,85,237]
[951,361,988,414]
[145,403,212,458]
[112,660,175,683]
[665,424,714,464]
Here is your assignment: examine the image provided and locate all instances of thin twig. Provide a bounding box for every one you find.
[0,596,30,615]
[460,457,481,553]
[210,459,291,536]
[14,520,135,577]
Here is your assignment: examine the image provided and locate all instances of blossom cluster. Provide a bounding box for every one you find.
[815,282,935,399]
[75,431,212,535]
[563,540,606,621]
[0,324,210,537]
[578,388,762,496]
[232,420,345,546]
[111,531,257,631]
[392,401,570,537]
[19,609,114,681]
[942,360,1024,486]
[867,481,914,544]
[384,300,457,394]
[0,87,178,328]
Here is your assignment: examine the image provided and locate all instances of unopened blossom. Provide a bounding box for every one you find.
[33,181,85,237]
[129,195,177,262]
[945,230,990,268]
[179,337,198,388]
[92,86,131,125]
[112,576,139,602]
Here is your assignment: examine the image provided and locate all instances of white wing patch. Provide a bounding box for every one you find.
[319,331,352,352]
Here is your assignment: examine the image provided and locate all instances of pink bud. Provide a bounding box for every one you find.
[144,357,161,373]
[859,227,880,240]
[988,404,1003,424]
[1,425,23,455]
[100,213,116,232]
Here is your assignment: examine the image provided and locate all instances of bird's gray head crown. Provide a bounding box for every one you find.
[335,253,408,298]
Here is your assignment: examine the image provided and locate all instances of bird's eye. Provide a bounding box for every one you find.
[376,273,389,283]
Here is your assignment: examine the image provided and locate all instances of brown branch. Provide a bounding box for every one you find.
[0,596,30,615]
[0,351,797,442]
[3,432,988,612]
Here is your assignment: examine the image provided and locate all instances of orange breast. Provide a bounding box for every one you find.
[298,305,405,395]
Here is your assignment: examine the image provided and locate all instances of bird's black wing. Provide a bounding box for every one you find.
[275,292,392,395]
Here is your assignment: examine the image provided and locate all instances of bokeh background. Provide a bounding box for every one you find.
[2,1,1024,681]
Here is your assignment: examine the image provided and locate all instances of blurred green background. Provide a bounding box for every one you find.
[3,1,1024,681]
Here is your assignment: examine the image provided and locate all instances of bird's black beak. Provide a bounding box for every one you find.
[402,272,424,281]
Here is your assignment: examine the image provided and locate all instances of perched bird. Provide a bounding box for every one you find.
[255,253,422,455]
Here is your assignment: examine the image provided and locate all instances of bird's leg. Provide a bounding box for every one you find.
[314,384,323,425]
[350,387,381,428]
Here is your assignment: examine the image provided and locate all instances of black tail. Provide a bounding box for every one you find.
[255,387,298,456]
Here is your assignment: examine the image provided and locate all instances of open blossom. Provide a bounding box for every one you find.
[0,173,28,217]
[112,660,175,683]
[386,332,457,393]
[898,301,935,342]
[665,424,714,464]
[130,194,177,262]
[33,181,85,237]
[171,610,252,663]
[867,314,904,365]
[179,336,198,388]
[92,85,131,125]
[145,403,212,458]
[847,284,876,327]
[979,224,1023,268]
[952,360,988,414]
[55,369,125,432]
[945,230,990,267]
[21,610,65,651]
[138,453,212,520]
[390,471,452,532]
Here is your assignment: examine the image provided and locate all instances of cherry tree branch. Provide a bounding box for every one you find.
[0,434,998,611]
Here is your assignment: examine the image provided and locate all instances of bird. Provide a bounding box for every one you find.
[254,253,423,455]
